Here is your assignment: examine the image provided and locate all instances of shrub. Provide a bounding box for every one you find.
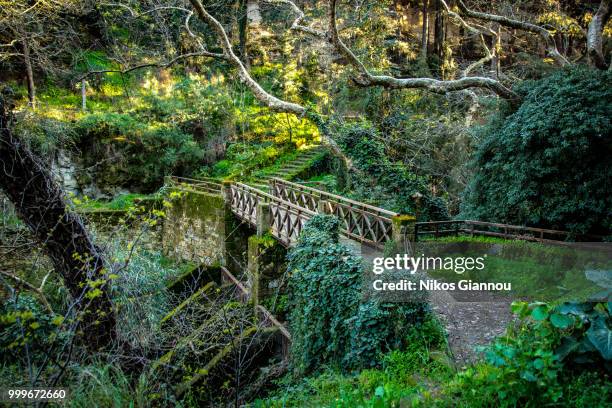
[333,121,449,220]
[443,300,612,406]
[74,113,204,191]
[286,215,429,374]
[462,66,612,236]
[0,295,68,364]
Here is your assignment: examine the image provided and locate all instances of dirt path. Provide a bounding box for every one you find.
[427,289,513,366]
[360,245,513,366]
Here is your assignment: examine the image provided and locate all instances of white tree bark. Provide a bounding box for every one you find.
[247,0,262,25]
[456,0,569,67]
[587,0,611,69]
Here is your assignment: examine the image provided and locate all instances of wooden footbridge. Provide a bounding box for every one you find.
[166,175,590,250]
[167,176,407,249]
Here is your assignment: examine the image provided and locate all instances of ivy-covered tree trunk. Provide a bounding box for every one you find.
[0,96,116,351]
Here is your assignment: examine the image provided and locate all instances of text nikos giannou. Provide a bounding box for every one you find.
[371,254,512,292]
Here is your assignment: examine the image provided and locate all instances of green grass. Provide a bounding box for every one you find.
[73,193,157,212]
[417,236,610,302]
[254,318,452,407]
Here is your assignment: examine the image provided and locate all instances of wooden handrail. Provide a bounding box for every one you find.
[233,182,317,216]
[270,177,397,218]
[415,219,603,242]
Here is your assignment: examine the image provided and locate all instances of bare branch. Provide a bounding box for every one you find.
[0,269,54,314]
[264,0,326,38]
[328,0,518,100]
[457,0,569,66]
[587,0,611,69]
[188,0,306,115]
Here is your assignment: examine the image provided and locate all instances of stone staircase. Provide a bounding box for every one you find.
[246,145,327,191]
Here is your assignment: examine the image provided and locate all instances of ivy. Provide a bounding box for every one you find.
[332,121,448,221]
[286,215,428,374]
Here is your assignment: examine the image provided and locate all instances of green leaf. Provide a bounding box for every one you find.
[555,336,579,361]
[521,371,537,382]
[556,301,593,320]
[531,305,549,321]
[550,313,573,329]
[511,301,529,317]
[374,386,384,398]
[533,358,545,370]
[586,316,612,360]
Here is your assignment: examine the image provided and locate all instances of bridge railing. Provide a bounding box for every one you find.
[166,176,223,195]
[269,178,398,248]
[414,220,602,243]
[229,182,316,247]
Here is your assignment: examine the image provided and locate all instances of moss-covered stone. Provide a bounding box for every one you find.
[162,187,228,265]
[175,326,279,398]
[247,234,287,306]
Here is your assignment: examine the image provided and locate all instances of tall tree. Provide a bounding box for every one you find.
[0,93,116,351]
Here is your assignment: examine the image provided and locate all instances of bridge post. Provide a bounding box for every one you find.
[221,180,233,204]
[317,199,328,214]
[247,235,286,307]
[246,201,287,307]
[391,215,417,254]
[256,202,272,236]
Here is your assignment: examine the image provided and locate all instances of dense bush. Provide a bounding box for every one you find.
[0,295,68,364]
[286,215,429,374]
[445,300,611,406]
[333,121,448,220]
[74,113,204,191]
[462,67,612,236]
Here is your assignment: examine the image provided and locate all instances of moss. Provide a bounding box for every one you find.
[175,326,279,396]
[248,233,276,248]
[160,281,217,327]
[392,214,417,224]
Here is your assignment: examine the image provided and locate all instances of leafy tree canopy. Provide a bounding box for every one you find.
[462,66,612,237]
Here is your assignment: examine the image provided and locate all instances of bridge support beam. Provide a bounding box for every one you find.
[391,215,417,255]
[246,201,287,306]
[247,235,287,307]
[256,202,272,237]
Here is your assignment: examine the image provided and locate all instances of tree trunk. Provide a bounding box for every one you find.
[0,96,116,352]
[246,0,262,25]
[420,0,429,59]
[490,23,501,77]
[238,0,249,68]
[81,79,87,111]
[22,39,36,110]
[587,0,611,69]
[433,0,445,60]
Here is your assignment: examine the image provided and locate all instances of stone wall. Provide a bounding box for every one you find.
[162,188,239,267]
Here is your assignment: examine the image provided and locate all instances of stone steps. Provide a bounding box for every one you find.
[248,146,327,189]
